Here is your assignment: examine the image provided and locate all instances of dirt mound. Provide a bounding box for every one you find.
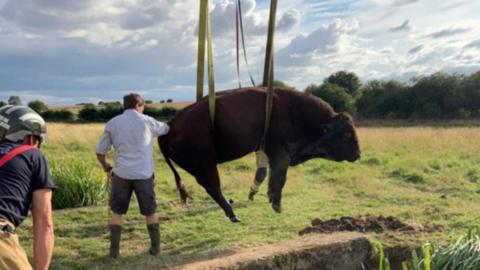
[299,215,435,235]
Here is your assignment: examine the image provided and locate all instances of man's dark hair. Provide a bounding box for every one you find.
[123,93,145,109]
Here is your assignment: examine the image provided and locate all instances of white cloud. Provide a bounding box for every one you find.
[408,44,423,54]
[0,0,479,103]
[277,19,359,66]
[389,20,411,32]
[428,27,470,39]
[392,0,419,7]
[465,39,480,49]
[277,9,301,32]
[83,23,130,46]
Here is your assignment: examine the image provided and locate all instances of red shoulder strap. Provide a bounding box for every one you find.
[0,145,35,167]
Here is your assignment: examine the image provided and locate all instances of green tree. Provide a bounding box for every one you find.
[41,110,75,122]
[411,72,462,118]
[0,101,6,107]
[28,100,48,114]
[97,103,122,121]
[272,80,294,89]
[306,83,356,114]
[458,71,480,117]
[356,80,413,118]
[78,104,99,122]
[159,107,178,118]
[325,71,361,95]
[8,96,21,105]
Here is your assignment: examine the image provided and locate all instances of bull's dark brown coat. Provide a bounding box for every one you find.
[159,87,360,222]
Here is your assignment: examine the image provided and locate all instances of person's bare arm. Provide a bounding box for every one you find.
[96,153,112,173]
[32,189,54,270]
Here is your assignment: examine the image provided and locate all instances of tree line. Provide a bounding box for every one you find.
[0,98,178,122]
[2,69,480,121]
[305,70,480,119]
[77,102,177,122]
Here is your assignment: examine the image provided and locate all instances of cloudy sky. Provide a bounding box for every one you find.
[0,0,479,105]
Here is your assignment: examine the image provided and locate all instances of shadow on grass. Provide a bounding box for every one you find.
[55,224,109,238]
[50,238,236,270]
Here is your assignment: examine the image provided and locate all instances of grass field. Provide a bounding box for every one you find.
[15,123,480,269]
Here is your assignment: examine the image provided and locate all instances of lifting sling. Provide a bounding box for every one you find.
[235,0,256,88]
[260,0,278,150]
[197,0,216,124]
[196,0,277,133]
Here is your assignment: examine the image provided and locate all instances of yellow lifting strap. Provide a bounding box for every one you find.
[261,0,278,149]
[197,0,216,124]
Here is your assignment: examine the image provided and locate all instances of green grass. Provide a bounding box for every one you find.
[50,159,107,209]
[14,124,480,269]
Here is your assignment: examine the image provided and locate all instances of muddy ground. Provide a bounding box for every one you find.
[299,215,442,270]
[299,215,440,235]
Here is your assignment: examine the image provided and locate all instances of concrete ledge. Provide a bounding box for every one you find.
[175,232,371,270]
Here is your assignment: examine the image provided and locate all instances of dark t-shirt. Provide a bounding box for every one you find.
[0,140,55,226]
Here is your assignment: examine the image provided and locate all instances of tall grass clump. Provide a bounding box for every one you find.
[379,226,480,270]
[50,159,107,209]
[374,242,391,270]
[427,227,480,270]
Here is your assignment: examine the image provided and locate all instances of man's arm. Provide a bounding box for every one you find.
[96,125,113,172]
[96,153,112,173]
[32,189,54,270]
[150,118,170,137]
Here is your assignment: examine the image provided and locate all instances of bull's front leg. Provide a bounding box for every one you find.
[248,151,269,201]
[267,152,290,213]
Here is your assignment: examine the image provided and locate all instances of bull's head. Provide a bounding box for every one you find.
[291,112,360,165]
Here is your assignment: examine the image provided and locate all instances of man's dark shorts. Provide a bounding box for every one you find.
[110,173,157,216]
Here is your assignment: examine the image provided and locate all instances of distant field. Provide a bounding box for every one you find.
[16,123,480,269]
[50,101,192,114]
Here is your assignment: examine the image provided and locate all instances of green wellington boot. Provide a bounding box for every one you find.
[147,223,160,255]
[109,224,122,258]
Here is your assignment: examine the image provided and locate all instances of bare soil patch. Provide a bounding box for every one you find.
[299,215,440,235]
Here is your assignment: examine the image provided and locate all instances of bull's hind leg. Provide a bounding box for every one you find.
[195,166,240,223]
[248,151,269,201]
[174,172,191,204]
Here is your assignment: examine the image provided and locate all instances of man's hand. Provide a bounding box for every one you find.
[96,153,112,173]
[32,189,54,270]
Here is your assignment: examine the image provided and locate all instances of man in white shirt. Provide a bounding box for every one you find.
[96,93,170,258]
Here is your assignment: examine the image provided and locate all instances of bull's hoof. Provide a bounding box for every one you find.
[272,204,282,213]
[180,189,188,199]
[248,190,257,201]
[229,216,241,223]
[180,192,192,205]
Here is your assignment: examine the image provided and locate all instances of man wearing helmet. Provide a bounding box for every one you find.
[96,93,169,258]
[0,105,55,270]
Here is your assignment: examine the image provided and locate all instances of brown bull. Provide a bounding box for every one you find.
[159,87,360,222]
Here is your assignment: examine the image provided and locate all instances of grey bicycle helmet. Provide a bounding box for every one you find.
[0,105,47,144]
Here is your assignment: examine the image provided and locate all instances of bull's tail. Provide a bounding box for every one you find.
[159,137,191,204]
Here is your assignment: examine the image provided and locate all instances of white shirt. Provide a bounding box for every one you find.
[96,109,170,180]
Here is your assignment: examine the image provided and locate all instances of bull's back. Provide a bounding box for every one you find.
[166,88,272,164]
